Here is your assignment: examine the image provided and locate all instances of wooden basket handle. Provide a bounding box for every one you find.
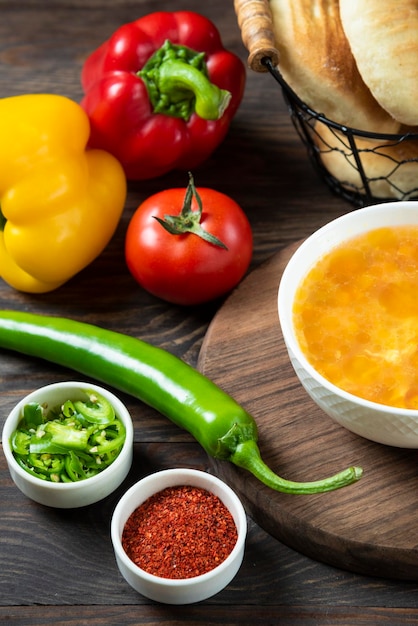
[234,0,279,72]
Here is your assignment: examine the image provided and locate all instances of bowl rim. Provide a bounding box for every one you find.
[111,467,247,587]
[278,200,418,417]
[2,380,134,490]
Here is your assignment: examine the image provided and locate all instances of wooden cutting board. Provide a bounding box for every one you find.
[198,242,418,581]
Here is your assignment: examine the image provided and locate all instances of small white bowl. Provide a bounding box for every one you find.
[278,201,418,448]
[111,468,247,604]
[2,381,133,508]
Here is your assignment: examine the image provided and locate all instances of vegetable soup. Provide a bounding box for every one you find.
[293,226,418,410]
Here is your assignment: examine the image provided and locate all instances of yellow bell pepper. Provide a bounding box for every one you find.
[0,94,127,293]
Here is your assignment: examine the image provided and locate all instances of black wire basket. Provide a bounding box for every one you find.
[265,59,418,207]
[235,0,418,207]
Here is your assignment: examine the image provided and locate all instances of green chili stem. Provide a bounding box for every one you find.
[231,439,362,495]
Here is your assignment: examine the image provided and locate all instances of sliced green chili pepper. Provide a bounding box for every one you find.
[65,451,87,481]
[43,421,91,450]
[9,385,125,483]
[0,310,363,494]
[11,430,31,456]
[27,452,65,477]
[15,456,49,480]
[73,392,115,425]
[92,422,126,455]
[29,438,69,455]
[23,402,44,428]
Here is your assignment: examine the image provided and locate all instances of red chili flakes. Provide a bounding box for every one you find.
[122,484,238,579]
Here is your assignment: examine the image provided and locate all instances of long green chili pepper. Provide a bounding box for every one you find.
[0,310,363,494]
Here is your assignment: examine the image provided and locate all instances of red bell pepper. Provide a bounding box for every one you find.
[80,11,246,180]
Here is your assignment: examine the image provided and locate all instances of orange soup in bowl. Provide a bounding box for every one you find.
[293,226,418,410]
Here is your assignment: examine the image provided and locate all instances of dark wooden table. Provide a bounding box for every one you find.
[1,1,418,624]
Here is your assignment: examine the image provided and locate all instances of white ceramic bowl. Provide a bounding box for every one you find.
[2,381,133,507]
[278,200,418,448]
[111,468,247,604]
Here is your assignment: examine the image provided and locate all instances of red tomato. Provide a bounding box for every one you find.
[125,178,253,305]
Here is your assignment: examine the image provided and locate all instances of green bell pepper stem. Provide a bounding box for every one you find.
[139,40,231,121]
[0,311,363,494]
[157,60,231,120]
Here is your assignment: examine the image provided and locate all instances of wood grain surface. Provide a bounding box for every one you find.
[2,1,418,623]
[199,242,418,581]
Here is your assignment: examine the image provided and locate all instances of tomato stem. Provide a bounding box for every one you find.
[153,173,228,249]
